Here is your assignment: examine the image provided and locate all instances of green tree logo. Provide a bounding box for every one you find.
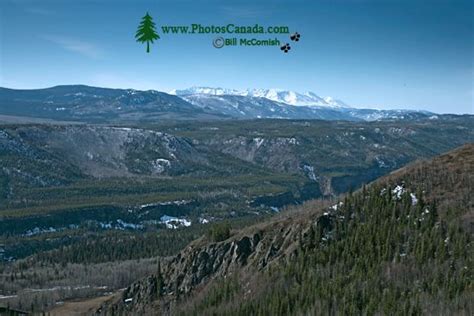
[135,12,160,53]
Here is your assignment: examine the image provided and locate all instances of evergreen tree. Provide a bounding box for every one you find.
[135,12,160,53]
[156,259,164,297]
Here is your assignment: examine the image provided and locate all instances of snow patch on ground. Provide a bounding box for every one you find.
[116,219,143,230]
[330,202,343,211]
[24,227,57,236]
[288,138,298,145]
[253,137,265,148]
[199,218,210,224]
[160,215,192,229]
[375,156,388,168]
[152,158,171,174]
[303,165,317,181]
[390,185,418,205]
[392,185,405,199]
[23,224,79,237]
[139,200,191,209]
[99,220,143,230]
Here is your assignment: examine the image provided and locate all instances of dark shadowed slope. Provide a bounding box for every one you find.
[0,85,225,122]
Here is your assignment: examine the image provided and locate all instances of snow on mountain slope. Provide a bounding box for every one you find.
[323,96,350,108]
[180,93,357,120]
[170,87,244,97]
[170,87,351,108]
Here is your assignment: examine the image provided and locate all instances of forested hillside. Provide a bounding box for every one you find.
[0,121,472,314]
[2,118,471,265]
[106,144,473,315]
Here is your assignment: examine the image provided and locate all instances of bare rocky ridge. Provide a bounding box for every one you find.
[105,212,321,315]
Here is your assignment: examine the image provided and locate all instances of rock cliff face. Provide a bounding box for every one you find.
[103,209,326,315]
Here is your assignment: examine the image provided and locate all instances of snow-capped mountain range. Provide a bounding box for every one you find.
[0,85,435,123]
[170,87,350,108]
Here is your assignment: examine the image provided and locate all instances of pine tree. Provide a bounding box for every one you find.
[156,259,164,297]
[135,12,160,53]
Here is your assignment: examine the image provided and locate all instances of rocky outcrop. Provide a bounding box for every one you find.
[102,214,325,315]
[162,233,261,293]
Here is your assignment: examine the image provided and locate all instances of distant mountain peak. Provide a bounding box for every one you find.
[170,87,351,108]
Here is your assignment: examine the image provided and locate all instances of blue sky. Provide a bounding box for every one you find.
[0,0,472,114]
